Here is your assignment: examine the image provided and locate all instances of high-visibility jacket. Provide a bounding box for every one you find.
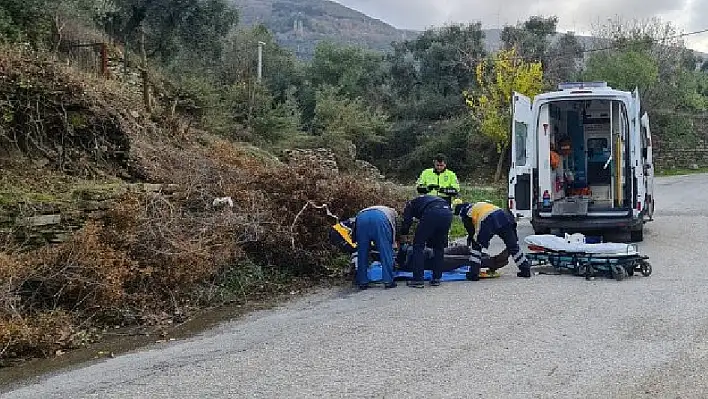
[416,168,460,199]
[458,202,514,248]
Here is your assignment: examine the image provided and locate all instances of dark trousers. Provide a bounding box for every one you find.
[411,207,453,280]
[497,225,529,270]
[468,224,529,278]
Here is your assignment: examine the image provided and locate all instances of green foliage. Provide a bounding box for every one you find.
[0,0,54,46]
[220,25,303,96]
[313,85,389,152]
[467,48,544,181]
[544,32,584,86]
[367,23,490,178]
[10,6,708,184]
[299,41,390,130]
[393,116,492,180]
[164,24,304,144]
[207,81,298,143]
[309,42,387,100]
[252,86,302,143]
[649,112,699,147]
[502,16,585,88]
[502,16,558,62]
[388,23,486,121]
[96,0,238,64]
[582,50,659,92]
[582,17,708,147]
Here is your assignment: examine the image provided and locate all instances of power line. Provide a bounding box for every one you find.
[579,27,708,55]
[480,26,708,63]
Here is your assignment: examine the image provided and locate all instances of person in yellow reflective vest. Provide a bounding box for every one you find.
[452,199,531,280]
[416,153,460,205]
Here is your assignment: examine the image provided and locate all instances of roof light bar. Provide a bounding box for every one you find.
[558,81,608,90]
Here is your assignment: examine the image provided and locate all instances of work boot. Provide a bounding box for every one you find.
[493,249,510,269]
[406,280,424,288]
[517,268,531,278]
[430,279,441,286]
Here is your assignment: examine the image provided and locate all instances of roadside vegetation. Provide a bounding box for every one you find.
[656,167,708,176]
[1,0,707,365]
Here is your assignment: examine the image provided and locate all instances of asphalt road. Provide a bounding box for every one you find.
[3,174,707,399]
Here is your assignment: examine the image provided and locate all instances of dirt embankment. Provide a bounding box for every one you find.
[0,46,406,366]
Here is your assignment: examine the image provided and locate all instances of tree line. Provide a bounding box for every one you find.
[2,2,708,181]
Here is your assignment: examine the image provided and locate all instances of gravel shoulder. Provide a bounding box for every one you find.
[2,174,707,398]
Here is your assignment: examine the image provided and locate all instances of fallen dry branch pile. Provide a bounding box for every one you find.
[0,47,408,364]
[0,138,406,364]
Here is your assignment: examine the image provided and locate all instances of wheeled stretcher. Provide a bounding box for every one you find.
[524,235,652,281]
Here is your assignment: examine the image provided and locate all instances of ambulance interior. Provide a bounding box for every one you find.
[540,98,631,213]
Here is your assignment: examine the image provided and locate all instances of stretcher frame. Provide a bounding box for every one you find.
[525,243,652,281]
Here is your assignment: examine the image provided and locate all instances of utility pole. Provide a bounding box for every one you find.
[257,41,265,83]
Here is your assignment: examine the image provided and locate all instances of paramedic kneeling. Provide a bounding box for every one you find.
[452,199,531,280]
[355,206,398,290]
[400,195,453,288]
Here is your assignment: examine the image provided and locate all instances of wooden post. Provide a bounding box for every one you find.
[123,41,129,79]
[100,43,108,78]
[140,26,151,113]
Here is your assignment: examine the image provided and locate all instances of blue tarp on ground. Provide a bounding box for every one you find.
[366,261,472,282]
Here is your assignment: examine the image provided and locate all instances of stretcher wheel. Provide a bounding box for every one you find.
[580,263,594,280]
[626,265,634,277]
[640,261,652,277]
[572,261,581,276]
[611,265,627,281]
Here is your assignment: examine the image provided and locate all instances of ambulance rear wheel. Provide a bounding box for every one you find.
[630,226,644,242]
[611,264,626,281]
[533,226,550,235]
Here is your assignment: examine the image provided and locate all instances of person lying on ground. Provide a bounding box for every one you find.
[395,243,509,275]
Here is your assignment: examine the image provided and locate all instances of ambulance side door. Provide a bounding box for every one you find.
[508,92,534,219]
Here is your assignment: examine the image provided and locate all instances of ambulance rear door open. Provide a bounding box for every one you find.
[508,92,534,219]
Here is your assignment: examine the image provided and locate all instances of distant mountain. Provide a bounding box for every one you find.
[231,0,708,62]
[231,0,418,58]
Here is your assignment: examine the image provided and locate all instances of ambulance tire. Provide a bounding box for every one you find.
[533,226,550,235]
[630,225,644,242]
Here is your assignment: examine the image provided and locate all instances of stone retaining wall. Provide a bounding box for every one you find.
[654,140,708,170]
[0,183,178,247]
[282,147,384,180]
[648,115,708,170]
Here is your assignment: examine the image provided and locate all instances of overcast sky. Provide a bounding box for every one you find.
[334,0,708,52]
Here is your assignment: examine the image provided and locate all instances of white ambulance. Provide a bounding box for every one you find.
[508,82,655,242]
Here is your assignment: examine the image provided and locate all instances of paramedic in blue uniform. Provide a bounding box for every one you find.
[400,194,453,287]
[452,199,531,280]
[354,206,399,290]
